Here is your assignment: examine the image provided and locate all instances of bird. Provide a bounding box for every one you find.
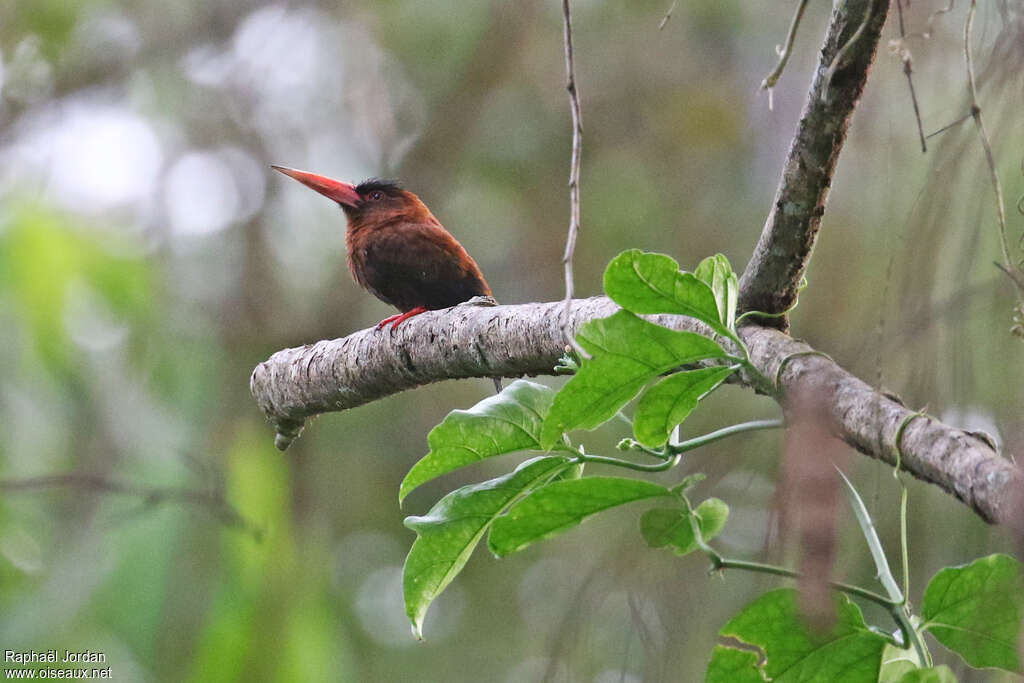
[271,166,493,330]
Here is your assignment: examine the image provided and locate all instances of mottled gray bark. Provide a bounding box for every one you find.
[250,298,618,449]
[737,0,891,328]
[741,324,1021,525]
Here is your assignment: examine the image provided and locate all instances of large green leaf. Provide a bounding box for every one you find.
[488,477,671,556]
[921,553,1022,672]
[403,456,570,638]
[640,498,729,557]
[603,249,725,335]
[709,588,887,682]
[540,311,726,449]
[694,253,738,332]
[400,380,559,502]
[632,366,737,447]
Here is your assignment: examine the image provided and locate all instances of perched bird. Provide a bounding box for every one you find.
[272,166,493,329]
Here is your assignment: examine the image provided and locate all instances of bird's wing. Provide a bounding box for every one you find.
[354,222,492,311]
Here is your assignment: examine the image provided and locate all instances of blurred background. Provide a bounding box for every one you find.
[1,0,1022,680]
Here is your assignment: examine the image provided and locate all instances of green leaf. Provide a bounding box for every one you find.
[715,588,887,682]
[400,380,558,502]
[838,468,903,603]
[603,250,726,335]
[403,456,570,638]
[640,498,728,556]
[540,311,727,449]
[488,477,672,557]
[632,366,737,447]
[921,553,1022,672]
[694,253,738,332]
[896,666,958,683]
[705,645,765,683]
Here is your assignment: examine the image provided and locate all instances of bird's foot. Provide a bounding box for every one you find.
[376,306,428,330]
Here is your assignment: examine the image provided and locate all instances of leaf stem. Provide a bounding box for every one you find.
[575,453,681,472]
[709,557,897,611]
[890,603,931,667]
[620,419,784,459]
[666,418,783,454]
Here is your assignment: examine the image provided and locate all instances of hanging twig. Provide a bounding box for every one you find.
[963,0,1024,293]
[924,112,971,139]
[560,0,585,350]
[761,0,811,104]
[658,0,678,30]
[893,0,927,153]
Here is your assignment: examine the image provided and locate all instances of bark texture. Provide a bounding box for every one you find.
[737,0,891,327]
[250,298,616,449]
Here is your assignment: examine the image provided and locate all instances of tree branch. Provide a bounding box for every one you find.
[738,0,890,328]
[250,298,619,450]
[250,298,1020,524]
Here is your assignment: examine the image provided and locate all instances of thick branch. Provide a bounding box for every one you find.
[251,298,616,449]
[738,0,890,326]
[250,298,1020,524]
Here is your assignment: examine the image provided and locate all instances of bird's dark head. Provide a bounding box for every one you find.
[272,166,429,226]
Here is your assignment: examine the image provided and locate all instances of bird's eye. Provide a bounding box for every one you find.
[369,191,384,200]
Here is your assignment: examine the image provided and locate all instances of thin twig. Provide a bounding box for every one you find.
[0,473,259,537]
[821,0,876,102]
[995,262,1024,295]
[895,0,955,148]
[924,112,971,139]
[560,0,585,350]
[893,0,927,152]
[761,0,811,98]
[963,0,1024,295]
[658,0,678,30]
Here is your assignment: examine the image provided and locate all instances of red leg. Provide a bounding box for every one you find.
[376,312,404,329]
[376,306,428,330]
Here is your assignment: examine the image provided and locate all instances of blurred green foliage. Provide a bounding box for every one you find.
[1,204,151,373]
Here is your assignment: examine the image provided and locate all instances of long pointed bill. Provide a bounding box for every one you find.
[271,165,360,208]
